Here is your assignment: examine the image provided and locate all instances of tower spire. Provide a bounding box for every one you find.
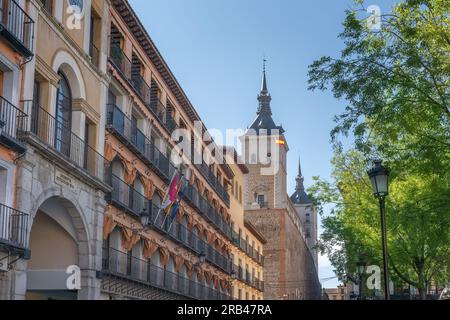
[296,156,305,191]
[290,156,312,204]
[257,58,272,115]
[261,58,268,94]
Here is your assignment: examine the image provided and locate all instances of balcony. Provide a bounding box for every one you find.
[22,103,110,189]
[109,44,131,81]
[131,74,151,105]
[107,174,148,218]
[183,183,232,241]
[148,203,231,274]
[0,0,34,58]
[231,265,264,292]
[195,160,230,207]
[106,104,171,181]
[231,233,264,266]
[0,203,29,251]
[102,247,230,300]
[0,96,27,153]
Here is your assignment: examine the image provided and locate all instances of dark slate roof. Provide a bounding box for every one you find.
[291,158,312,204]
[248,113,284,135]
[290,190,312,204]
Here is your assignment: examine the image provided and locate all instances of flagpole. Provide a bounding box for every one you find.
[165,178,186,233]
[160,175,184,229]
[153,170,178,226]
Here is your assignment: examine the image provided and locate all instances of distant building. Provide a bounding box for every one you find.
[323,285,350,300]
[240,67,321,300]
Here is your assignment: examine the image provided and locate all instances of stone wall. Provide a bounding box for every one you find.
[245,208,321,300]
[0,144,107,300]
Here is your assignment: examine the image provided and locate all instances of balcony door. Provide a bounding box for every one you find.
[55,72,72,157]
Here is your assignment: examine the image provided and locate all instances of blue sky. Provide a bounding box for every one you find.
[128,0,397,289]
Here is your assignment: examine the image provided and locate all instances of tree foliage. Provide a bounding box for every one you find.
[308,0,450,298]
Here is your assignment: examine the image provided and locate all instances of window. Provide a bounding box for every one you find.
[257,195,265,207]
[55,72,72,156]
[245,291,249,300]
[89,8,101,67]
[39,0,53,14]
[238,289,242,300]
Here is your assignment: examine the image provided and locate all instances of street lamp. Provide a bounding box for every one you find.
[356,257,367,300]
[367,159,390,300]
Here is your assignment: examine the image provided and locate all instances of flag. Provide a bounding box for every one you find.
[169,200,180,221]
[161,172,180,210]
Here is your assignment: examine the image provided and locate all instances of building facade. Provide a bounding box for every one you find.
[0,0,240,300]
[241,68,321,300]
[100,0,235,300]
[225,147,264,301]
[1,0,112,300]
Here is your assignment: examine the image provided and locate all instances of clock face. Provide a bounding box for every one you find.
[68,0,84,13]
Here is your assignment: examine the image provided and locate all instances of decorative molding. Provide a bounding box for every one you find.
[72,98,100,123]
[35,55,60,85]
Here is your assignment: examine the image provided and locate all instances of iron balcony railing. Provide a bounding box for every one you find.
[25,103,109,184]
[102,247,230,300]
[107,174,148,218]
[148,203,231,274]
[148,98,180,135]
[231,233,264,266]
[195,160,230,207]
[232,264,264,291]
[0,96,27,149]
[131,73,151,105]
[183,183,232,241]
[0,0,34,57]
[89,42,100,68]
[109,44,131,81]
[106,104,171,181]
[38,0,52,13]
[0,203,29,249]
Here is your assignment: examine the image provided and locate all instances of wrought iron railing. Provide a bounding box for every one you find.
[232,264,264,291]
[107,174,148,218]
[25,103,109,183]
[131,73,151,105]
[106,104,171,181]
[183,183,232,241]
[110,44,131,80]
[102,247,230,300]
[149,98,166,124]
[38,0,52,13]
[0,203,28,249]
[148,203,231,273]
[0,96,27,142]
[0,0,34,56]
[195,160,230,206]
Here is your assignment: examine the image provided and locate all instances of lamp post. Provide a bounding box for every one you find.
[367,159,390,300]
[356,257,367,300]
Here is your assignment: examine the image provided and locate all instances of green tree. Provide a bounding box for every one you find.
[307,0,450,299]
[310,149,450,299]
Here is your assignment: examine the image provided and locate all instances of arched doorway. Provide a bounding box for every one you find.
[25,197,89,300]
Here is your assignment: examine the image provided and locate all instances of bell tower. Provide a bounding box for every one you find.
[241,61,289,210]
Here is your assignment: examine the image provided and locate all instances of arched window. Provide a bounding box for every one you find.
[111,158,128,206]
[132,176,146,215]
[152,193,162,225]
[55,71,72,156]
